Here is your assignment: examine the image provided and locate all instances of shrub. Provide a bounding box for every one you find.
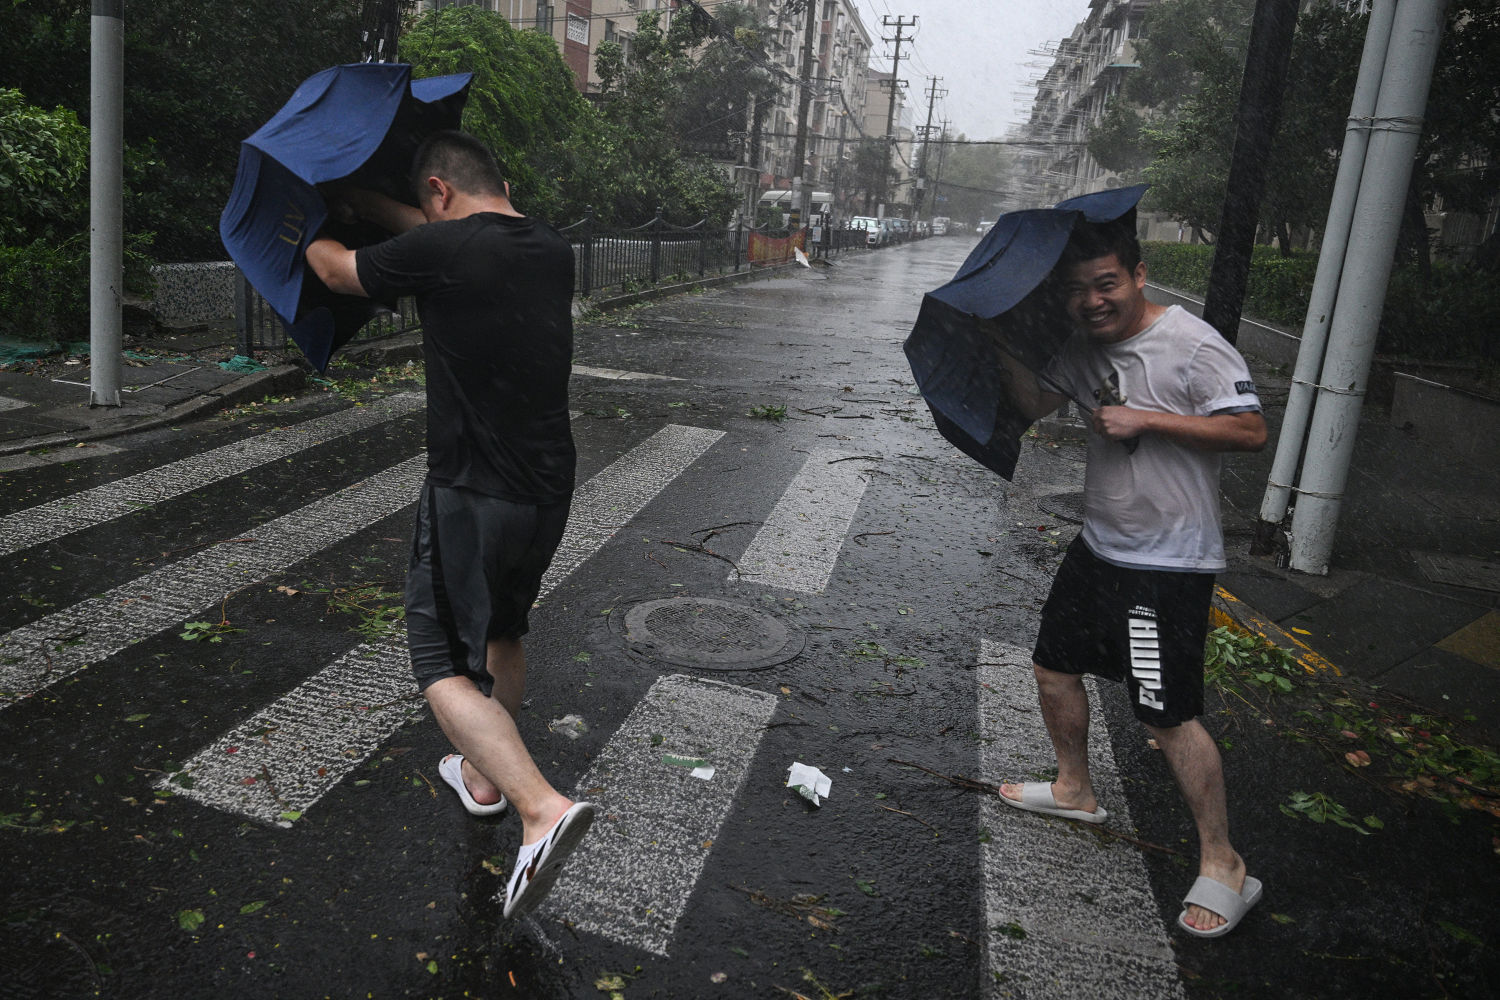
[0,88,89,242]
[0,236,155,344]
[1141,241,1498,361]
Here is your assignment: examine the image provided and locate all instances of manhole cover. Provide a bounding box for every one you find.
[1038,490,1086,524]
[616,597,804,671]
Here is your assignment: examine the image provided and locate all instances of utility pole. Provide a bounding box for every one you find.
[915,77,945,221]
[89,0,124,408]
[932,118,950,217]
[789,0,819,230]
[1200,0,1299,344]
[880,15,916,214]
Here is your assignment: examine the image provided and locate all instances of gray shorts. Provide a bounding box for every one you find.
[405,480,570,694]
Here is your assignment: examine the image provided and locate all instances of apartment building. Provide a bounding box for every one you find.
[741,1,872,204]
[860,69,916,215]
[1016,0,1154,208]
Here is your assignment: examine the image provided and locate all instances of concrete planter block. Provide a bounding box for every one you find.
[150,262,239,325]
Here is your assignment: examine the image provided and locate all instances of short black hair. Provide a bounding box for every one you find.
[1062,218,1142,273]
[410,130,506,200]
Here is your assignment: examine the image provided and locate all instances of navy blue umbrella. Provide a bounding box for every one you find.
[902,185,1149,479]
[219,63,471,372]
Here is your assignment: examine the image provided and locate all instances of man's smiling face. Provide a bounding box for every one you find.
[1065,252,1150,344]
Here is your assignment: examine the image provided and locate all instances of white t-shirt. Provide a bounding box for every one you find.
[1043,305,1261,572]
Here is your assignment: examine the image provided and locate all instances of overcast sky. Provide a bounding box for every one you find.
[848,0,1094,140]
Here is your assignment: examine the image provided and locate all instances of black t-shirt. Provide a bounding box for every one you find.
[356,212,576,503]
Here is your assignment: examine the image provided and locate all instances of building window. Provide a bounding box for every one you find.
[566,12,589,45]
[605,19,617,43]
[535,4,554,33]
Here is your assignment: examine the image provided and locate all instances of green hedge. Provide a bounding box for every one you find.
[0,236,154,344]
[1141,242,1500,361]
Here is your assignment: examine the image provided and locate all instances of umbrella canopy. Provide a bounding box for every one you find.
[902,185,1149,479]
[219,63,471,372]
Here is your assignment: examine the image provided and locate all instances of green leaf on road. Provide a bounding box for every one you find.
[239,900,267,914]
[124,713,149,722]
[176,909,205,932]
[854,879,878,897]
[1438,920,1483,946]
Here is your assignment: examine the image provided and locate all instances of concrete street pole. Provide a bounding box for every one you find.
[89,0,124,408]
[789,0,818,231]
[1288,0,1448,575]
[1253,0,1397,555]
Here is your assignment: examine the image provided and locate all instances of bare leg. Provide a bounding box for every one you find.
[424,637,572,845]
[1147,718,1246,932]
[1000,663,1099,814]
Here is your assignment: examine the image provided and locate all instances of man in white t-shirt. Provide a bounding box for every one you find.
[995,220,1268,938]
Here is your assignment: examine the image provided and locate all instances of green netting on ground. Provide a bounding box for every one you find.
[218,355,268,373]
[0,338,59,363]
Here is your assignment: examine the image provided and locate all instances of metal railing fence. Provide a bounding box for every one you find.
[236,209,875,359]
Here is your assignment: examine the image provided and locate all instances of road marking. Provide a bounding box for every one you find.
[0,393,425,557]
[976,639,1184,999]
[730,449,871,594]
[572,364,681,382]
[0,453,429,710]
[538,673,778,955]
[165,424,725,823]
[0,442,123,473]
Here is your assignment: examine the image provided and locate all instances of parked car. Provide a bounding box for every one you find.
[888,218,911,243]
[851,216,888,247]
[932,216,950,236]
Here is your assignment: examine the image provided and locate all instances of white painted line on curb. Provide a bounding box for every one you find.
[538,673,778,955]
[976,639,1184,1000]
[572,364,681,382]
[0,392,425,557]
[730,449,871,594]
[0,442,123,473]
[0,453,429,709]
[165,424,725,823]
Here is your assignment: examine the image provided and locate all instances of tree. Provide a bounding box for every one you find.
[584,8,738,225]
[935,137,1016,225]
[846,138,898,215]
[401,5,587,224]
[0,0,363,260]
[673,3,782,164]
[1091,0,1497,260]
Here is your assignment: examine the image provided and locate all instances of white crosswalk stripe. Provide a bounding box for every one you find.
[0,453,429,710]
[538,673,778,955]
[730,449,872,594]
[0,392,424,558]
[976,639,1184,999]
[164,424,725,824]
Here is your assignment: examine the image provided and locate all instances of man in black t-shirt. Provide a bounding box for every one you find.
[306,130,593,920]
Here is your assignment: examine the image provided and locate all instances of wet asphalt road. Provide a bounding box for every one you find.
[3,238,1497,999]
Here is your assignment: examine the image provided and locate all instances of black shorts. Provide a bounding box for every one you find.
[1033,540,1215,727]
[405,480,571,694]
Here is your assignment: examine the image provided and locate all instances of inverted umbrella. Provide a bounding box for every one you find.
[219,63,472,372]
[902,185,1149,479]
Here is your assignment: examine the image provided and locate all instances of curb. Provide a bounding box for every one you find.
[0,363,307,457]
[1210,585,1342,676]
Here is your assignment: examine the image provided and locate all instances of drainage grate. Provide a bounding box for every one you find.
[617,597,804,671]
[1038,490,1086,525]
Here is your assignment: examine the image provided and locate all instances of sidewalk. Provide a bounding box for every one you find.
[2,325,1497,746]
[0,325,305,463]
